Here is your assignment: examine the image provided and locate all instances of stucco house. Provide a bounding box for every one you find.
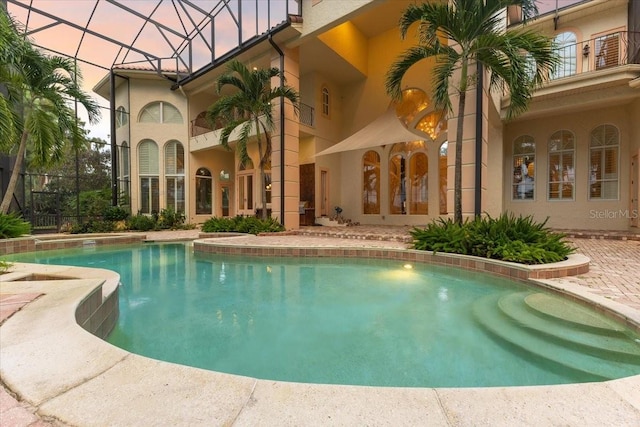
[93,0,640,231]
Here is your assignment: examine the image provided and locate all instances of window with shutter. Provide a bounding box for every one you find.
[595,33,620,70]
[138,140,160,214]
[164,141,185,213]
[139,102,183,124]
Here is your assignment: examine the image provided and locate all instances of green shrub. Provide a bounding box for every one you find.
[70,219,116,234]
[0,213,31,239]
[103,206,130,221]
[157,208,185,230]
[202,215,285,235]
[126,214,157,231]
[410,212,574,265]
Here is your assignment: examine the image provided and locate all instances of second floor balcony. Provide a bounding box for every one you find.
[189,102,315,151]
[550,31,640,79]
[502,31,640,120]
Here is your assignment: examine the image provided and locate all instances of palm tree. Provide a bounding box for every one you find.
[386,0,557,224]
[206,60,299,220]
[0,13,100,214]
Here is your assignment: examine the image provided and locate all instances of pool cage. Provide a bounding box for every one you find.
[1,141,130,233]
[1,0,302,230]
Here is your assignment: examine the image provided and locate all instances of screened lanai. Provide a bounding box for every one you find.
[1,0,301,230]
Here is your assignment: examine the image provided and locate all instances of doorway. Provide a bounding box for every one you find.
[237,172,254,216]
[219,184,230,217]
[320,169,329,217]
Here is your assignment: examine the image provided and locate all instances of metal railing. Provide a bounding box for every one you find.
[549,31,639,81]
[191,102,316,138]
[299,102,314,127]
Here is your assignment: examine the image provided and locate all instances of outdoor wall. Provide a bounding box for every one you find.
[504,104,634,230]
[339,25,432,138]
[127,78,189,215]
[188,148,234,224]
[300,0,375,38]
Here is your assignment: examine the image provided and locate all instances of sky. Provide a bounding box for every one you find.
[6,0,296,142]
[5,0,584,143]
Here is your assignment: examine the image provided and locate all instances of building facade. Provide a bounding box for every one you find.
[93,0,640,231]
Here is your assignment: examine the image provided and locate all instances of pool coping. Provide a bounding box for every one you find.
[1,238,640,424]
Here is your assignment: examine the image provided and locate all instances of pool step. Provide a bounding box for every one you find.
[523,292,627,336]
[498,292,640,363]
[473,292,640,381]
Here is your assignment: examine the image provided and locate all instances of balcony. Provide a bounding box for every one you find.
[502,31,640,119]
[189,102,315,151]
[550,31,640,80]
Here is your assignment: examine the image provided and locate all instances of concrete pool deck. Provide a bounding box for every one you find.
[1,226,639,425]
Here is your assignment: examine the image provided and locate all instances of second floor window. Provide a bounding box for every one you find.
[139,101,183,124]
[321,87,330,117]
[116,106,128,128]
[553,32,577,79]
[595,33,620,70]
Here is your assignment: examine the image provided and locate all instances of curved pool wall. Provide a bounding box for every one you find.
[2,233,640,425]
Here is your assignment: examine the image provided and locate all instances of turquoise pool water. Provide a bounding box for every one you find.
[5,243,640,387]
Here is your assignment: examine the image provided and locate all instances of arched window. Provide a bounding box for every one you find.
[139,101,183,124]
[165,140,185,212]
[553,32,577,79]
[589,124,619,199]
[196,168,212,215]
[362,151,380,214]
[513,136,536,200]
[321,86,330,117]
[389,141,427,215]
[116,106,128,128]
[548,130,575,200]
[439,141,448,214]
[120,142,130,178]
[138,139,159,214]
[119,142,130,203]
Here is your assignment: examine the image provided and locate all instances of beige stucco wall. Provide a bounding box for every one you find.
[300,0,375,38]
[188,148,235,224]
[504,104,635,230]
[127,78,189,215]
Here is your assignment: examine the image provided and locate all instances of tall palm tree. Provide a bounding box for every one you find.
[386,0,558,224]
[0,12,100,214]
[206,60,299,220]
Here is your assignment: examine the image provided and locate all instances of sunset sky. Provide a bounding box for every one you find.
[5,0,583,142]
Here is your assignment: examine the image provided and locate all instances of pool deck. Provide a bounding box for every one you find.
[1,226,639,426]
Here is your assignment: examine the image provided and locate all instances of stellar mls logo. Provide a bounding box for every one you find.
[589,209,639,219]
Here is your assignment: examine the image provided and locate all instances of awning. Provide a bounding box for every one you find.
[315,107,424,156]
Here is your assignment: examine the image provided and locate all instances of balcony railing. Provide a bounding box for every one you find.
[191,102,315,137]
[299,102,314,127]
[549,31,640,81]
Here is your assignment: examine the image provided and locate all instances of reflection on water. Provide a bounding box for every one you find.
[5,243,640,388]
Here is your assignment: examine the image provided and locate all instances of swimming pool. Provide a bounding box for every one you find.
[6,242,640,388]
